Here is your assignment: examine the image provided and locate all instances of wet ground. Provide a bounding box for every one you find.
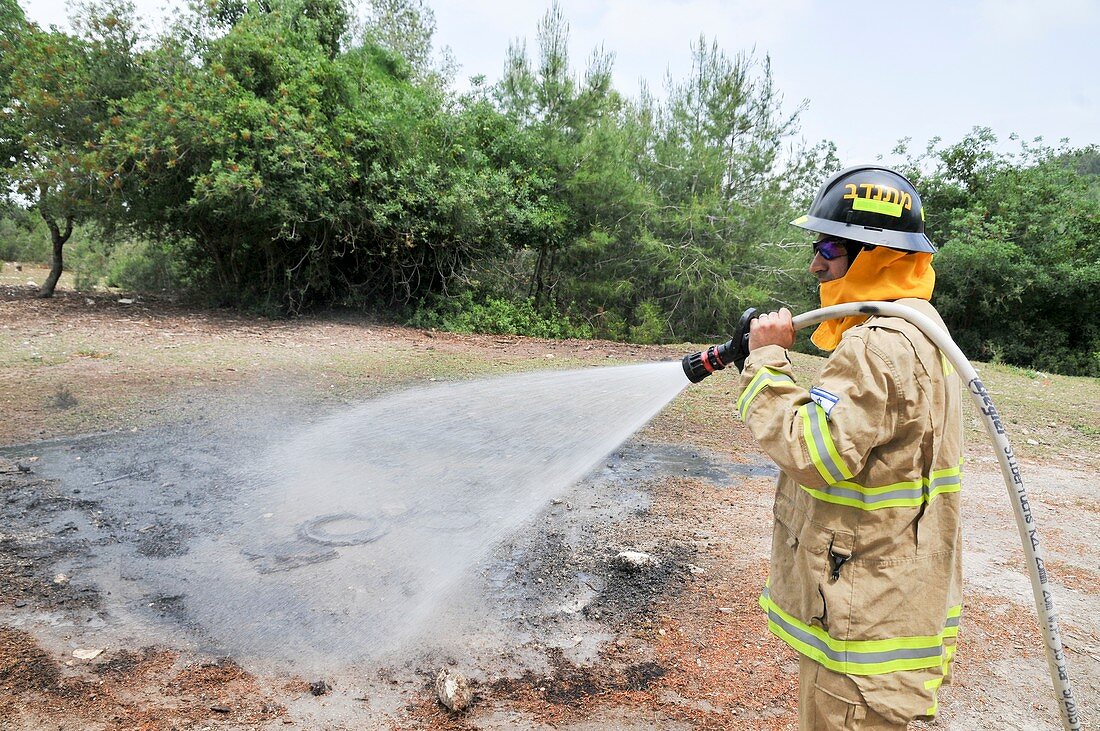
[0,397,779,728]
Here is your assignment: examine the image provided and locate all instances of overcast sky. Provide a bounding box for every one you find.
[22,0,1100,165]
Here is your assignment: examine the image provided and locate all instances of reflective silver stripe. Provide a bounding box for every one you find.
[816,471,961,507]
[801,403,851,483]
[737,368,794,420]
[925,472,961,498]
[823,484,922,504]
[759,587,963,674]
[764,604,943,665]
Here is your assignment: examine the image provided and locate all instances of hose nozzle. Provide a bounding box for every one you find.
[680,307,759,383]
[681,341,734,383]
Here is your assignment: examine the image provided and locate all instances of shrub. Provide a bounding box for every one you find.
[628,300,668,344]
[409,291,592,339]
[0,210,51,262]
[67,231,182,294]
[105,238,180,293]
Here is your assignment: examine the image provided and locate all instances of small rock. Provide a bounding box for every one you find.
[53,573,70,585]
[1026,438,1040,446]
[435,667,473,712]
[309,680,330,696]
[73,648,104,660]
[717,607,735,614]
[210,705,231,714]
[118,298,134,304]
[14,600,27,608]
[686,564,706,576]
[613,551,660,571]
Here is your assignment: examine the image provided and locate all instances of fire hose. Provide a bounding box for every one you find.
[682,301,1080,731]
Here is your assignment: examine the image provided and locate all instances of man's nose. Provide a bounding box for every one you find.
[809,252,826,273]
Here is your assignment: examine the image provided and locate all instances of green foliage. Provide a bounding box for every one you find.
[361,0,448,82]
[0,0,27,183]
[489,8,832,343]
[67,231,181,292]
[0,206,51,261]
[627,300,667,344]
[97,0,526,312]
[910,131,1100,376]
[408,291,591,339]
[2,0,147,295]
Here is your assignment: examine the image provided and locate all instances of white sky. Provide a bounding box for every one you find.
[22,0,1100,166]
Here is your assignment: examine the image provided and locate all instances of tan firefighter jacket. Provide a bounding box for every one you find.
[736,298,964,724]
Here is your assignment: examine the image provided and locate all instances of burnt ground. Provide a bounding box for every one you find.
[1,285,1098,730]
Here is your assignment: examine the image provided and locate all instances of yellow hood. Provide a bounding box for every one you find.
[811,247,935,351]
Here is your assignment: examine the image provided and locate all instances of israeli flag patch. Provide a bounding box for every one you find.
[810,387,840,419]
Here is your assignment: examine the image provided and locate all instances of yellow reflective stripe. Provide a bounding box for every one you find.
[852,196,903,217]
[736,367,793,420]
[799,460,964,511]
[799,402,853,484]
[758,590,962,676]
[940,351,955,377]
[924,634,959,715]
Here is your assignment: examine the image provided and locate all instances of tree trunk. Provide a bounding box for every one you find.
[38,213,73,298]
[530,244,546,307]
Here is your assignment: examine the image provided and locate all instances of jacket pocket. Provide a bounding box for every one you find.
[853,549,957,639]
[812,526,855,633]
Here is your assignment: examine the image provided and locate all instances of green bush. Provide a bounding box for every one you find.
[590,310,628,341]
[916,134,1100,377]
[0,210,51,262]
[409,291,592,339]
[628,300,668,344]
[105,238,180,293]
[67,231,182,294]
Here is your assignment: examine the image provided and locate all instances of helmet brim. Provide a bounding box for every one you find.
[790,215,937,254]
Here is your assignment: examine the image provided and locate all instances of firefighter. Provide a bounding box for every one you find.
[737,166,964,730]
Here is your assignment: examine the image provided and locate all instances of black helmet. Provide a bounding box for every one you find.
[791,165,936,253]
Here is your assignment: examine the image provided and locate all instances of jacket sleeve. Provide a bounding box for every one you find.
[735,334,897,490]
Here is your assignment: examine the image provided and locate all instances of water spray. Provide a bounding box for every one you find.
[683,301,1081,731]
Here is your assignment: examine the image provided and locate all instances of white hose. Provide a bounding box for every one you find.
[788,301,1080,731]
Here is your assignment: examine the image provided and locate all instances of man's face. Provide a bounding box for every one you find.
[809,237,852,284]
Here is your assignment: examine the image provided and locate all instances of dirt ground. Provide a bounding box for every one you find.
[1,281,1098,730]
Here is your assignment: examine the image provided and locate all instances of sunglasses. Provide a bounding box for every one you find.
[813,238,850,261]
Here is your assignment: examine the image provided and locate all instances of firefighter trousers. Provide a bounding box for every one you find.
[798,656,908,731]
